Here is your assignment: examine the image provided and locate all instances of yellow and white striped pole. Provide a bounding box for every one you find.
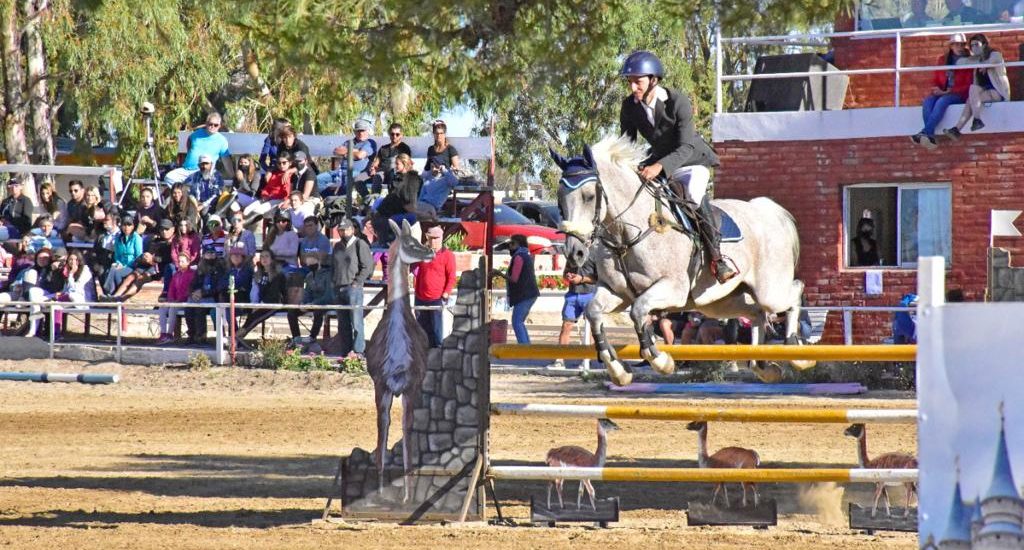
[488,466,918,484]
[490,344,916,362]
[491,403,917,424]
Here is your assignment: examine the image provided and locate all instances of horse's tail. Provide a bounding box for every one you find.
[750,196,800,270]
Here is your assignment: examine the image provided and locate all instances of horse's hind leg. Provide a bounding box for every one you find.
[630,280,688,375]
[586,287,632,386]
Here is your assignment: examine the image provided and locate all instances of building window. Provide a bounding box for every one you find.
[845,183,952,268]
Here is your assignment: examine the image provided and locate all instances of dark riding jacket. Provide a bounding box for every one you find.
[620,86,719,175]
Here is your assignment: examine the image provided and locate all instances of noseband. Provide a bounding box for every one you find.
[560,168,658,254]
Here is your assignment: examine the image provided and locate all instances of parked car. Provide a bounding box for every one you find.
[443,196,563,253]
[503,200,562,229]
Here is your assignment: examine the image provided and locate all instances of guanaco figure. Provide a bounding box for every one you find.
[844,423,918,517]
[686,420,761,507]
[545,418,620,510]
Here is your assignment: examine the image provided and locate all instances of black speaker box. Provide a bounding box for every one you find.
[744,53,849,112]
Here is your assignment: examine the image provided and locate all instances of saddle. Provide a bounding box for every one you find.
[654,183,742,243]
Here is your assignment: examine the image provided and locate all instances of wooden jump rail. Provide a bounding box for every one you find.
[488,466,919,483]
[490,403,918,424]
[490,344,917,362]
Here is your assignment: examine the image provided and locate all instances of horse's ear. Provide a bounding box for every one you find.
[583,144,596,168]
[549,146,569,170]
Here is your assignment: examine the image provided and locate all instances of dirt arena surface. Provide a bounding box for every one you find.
[0,359,918,549]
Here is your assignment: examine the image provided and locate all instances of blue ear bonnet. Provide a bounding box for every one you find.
[559,158,597,190]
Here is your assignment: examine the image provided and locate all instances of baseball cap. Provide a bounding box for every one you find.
[353,119,372,132]
[198,154,213,164]
[207,214,223,227]
[294,150,308,161]
[159,218,175,230]
[336,217,354,230]
[949,33,967,44]
[7,179,22,186]
[120,215,135,225]
[426,225,444,238]
[51,247,68,260]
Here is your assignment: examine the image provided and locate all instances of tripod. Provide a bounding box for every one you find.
[119,112,168,208]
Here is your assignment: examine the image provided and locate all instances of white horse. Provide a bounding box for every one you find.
[552,135,808,386]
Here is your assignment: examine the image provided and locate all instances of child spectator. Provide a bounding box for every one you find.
[945,33,1011,138]
[157,253,196,344]
[103,216,143,296]
[911,34,970,148]
[134,186,165,237]
[287,250,334,348]
[184,244,226,345]
[170,219,201,270]
[28,214,64,253]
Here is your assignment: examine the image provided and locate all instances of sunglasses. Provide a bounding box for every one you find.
[207,122,221,127]
[390,132,402,137]
[199,162,212,166]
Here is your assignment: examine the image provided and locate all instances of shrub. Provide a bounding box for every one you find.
[444,231,469,252]
[338,352,367,374]
[187,352,213,371]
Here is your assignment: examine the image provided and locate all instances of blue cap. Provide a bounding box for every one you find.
[620,50,665,78]
[202,244,218,254]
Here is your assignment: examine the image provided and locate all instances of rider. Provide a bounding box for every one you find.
[618,50,737,284]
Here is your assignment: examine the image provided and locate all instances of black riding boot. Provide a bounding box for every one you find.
[696,198,738,284]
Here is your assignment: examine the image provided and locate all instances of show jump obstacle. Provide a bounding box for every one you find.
[330,264,919,523]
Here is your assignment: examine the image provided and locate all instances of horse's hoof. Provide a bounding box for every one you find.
[608,366,633,386]
[650,351,675,375]
[790,359,817,371]
[751,362,784,383]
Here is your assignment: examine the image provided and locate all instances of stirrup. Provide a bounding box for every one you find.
[712,258,739,284]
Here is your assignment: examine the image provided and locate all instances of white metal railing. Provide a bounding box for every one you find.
[715,22,1024,113]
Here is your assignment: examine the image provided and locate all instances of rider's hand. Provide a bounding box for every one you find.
[639,163,663,182]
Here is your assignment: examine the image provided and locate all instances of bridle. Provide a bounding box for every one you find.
[560,166,661,255]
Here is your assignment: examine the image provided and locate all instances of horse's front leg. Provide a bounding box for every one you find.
[585,287,631,386]
[630,280,687,375]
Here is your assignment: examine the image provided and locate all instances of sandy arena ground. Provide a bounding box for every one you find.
[0,359,918,549]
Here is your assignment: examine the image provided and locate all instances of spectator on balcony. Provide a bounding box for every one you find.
[299,216,331,265]
[427,120,461,171]
[318,119,377,198]
[945,33,1011,138]
[507,234,539,344]
[184,155,225,212]
[999,0,1024,22]
[28,215,64,253]
[166,183,202,231]
[235,252,287,349]
[264,208,299,268]
[942,0,994,24]
[370,122,412,194]
[902,0,934,27]
[372,153,421,245]
[0,179,33,240]
[224,211,257,259]
[234,154,260,199]
[259,118,291,173]
[38,181,68,233]
[418,155,460,216]
[293,151,320,205]
[164,112,233,185]
[134,186,165,238]
[912,34,970,149]
[102,216,143,296]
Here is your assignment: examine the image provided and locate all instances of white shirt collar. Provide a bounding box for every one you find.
[636,86,669,126]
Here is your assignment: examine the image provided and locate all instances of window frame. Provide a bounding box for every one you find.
[842,182,953,269]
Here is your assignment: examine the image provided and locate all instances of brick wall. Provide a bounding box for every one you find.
[832,31,1024,108]
[714,133,1024,343]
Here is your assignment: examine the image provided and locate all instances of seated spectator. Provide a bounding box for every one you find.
[164,112,233,184]
[156,253,196,345]
[264,209,299,268]
[0,179,34,240]
[0,266,41,337]
[0,237,36,295]
[166,183,202,230]
[222,244,253,305]
[945,34,1010,138]
[170,218,202,272]
[902,0,933,27]
[893,293,918,344]
[224,212,257,259]
[80,185,114,242]
[102,216,143,296]
[277,126,313,174]
[418,155,460,215]
[21,248,63,338]
[240,152,293,220]
[185,244,227,345]
[235,252,287,348]
[64,179,88,240]
[299,216,331,265]
[942,0,993,24]
[655,311,686,346]
[850,213,880,266]
[38,181,68,233]
[183,155,225,213]
[912,34,970,149]
[372,153,421,245]
[287,250,334,347]
[58,250,95,305]
[1000,0,1024,21]
[370,122,412,194]
[427,120,461,171]
[680,312,725,345]
[281,191,313,228]
[317,119,377,198]
[292,150,320,205]
[36,247,67,301]
[201,215,228,258]
[88,212,119,284]
[28,215,63,253]
[259,118,291,173]
[107,218,174,302]
[134,186,166,237]
[234,154,260,199]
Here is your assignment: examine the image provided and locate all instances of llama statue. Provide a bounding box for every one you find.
[844,423,918,517]
[545,418,620,510]
[366,219,434,501]
[686,420,761,507]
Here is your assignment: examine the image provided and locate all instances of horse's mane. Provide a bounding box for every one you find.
[590,134,647,173]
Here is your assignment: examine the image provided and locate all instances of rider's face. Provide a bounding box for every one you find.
[628,76,653,101]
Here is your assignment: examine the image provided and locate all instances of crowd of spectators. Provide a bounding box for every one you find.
[0,113,478,355]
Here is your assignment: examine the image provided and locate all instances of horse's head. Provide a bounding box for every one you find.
[388,218,435,265]
[550,145,600,269]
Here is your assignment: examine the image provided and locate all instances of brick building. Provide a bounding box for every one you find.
[712,23,1024,343]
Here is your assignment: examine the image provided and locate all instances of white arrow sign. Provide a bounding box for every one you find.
[991,210,1022,240]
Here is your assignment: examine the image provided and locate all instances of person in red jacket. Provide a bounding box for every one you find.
[911,33,971,148]
[413,225,455,347]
